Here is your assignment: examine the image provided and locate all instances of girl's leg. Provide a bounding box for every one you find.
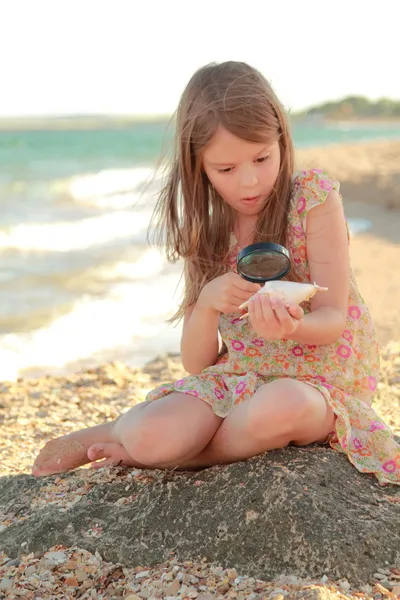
[91,378,334,472]
[89,392,223,468]
[177,378,336,469]
[32,393,223,476]
[32,400,153,476]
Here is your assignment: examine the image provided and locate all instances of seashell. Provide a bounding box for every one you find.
[238,281,328,319]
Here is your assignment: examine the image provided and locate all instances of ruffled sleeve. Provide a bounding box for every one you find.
[292,169,342,230]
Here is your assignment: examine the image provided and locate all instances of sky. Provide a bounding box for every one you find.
[0,0,399,117]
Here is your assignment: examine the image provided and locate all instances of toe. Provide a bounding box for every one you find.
[88,442,135,469]
[87,443,106,462]
[31,463,44,477]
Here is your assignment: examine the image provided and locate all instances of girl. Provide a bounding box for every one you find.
[33,61,400,485]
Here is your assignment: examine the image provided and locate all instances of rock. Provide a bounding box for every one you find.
[0,445,400,586]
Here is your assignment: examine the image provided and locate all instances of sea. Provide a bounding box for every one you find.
[1,119,400,381]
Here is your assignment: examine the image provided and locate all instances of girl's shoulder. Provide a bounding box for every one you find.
[291,168,341,216]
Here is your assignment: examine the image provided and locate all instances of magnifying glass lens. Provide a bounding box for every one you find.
[237,242,291,283]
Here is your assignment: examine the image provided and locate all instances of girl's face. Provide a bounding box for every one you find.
[202,126,281,217]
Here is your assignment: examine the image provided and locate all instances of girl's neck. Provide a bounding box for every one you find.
[234,217,257,248]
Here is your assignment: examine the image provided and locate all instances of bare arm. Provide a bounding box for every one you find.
[180,303,221,375]
[286,189,350,345]
[180,265,260,374]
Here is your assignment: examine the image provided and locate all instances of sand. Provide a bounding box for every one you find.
[1,138,400,598]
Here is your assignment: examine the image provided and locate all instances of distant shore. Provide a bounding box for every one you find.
[1,114,400,131]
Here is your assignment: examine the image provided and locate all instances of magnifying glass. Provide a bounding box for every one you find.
[237,242,291,284]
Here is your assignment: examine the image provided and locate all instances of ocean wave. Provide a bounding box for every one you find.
[53,166,162,209]
[0,209,152,251]
[0,253,184,381]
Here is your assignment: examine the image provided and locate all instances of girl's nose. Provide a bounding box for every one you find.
[240,168,258,188]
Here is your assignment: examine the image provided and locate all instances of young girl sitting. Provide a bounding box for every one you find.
[33,61,400,486]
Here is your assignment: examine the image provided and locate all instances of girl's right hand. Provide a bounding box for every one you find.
[197,272,261,314]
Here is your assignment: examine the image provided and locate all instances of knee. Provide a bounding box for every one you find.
[121,410,169,467]
[246,378,319,438]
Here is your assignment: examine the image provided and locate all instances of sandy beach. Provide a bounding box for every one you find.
[1,138,400,598]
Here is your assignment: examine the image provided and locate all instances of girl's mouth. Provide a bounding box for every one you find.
[242,195,261,204]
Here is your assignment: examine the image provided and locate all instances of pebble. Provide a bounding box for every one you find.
[339,579,352,591]
[75,568,87,582]
[43,550,67,566]
[5,558,20,567]
[360,584,373,594]
[164,579,181,595]
[135,569,151,579]
[380,579,395,590]
[0,578,12,591]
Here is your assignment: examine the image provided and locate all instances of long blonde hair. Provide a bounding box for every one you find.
[148,61,295,323]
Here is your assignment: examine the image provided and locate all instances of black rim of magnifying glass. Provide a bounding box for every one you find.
[237,242,291,283]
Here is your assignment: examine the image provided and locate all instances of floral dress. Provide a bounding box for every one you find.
[146,169,400,486]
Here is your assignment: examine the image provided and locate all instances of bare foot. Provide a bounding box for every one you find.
[87,442,139,469]
[32,421,117,477]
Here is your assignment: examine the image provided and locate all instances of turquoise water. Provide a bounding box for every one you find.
[0,119,399,380]
[2,120,400,184]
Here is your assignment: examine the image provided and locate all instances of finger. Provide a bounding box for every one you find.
[247,296,257,326]
[238,292,263,310]
[233,290,260,304]
[232,277,262,294]
[259,293,277,325]
[224,304,245,314]
[269,295,295,329]
[249,293,271,327]
[287,304,304,320]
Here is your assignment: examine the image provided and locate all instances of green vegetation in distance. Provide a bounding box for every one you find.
[292,95,400,121]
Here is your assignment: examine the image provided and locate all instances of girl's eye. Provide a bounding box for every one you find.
[217,155,269,173]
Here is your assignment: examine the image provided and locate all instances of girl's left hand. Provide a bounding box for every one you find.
[248,293,304,340]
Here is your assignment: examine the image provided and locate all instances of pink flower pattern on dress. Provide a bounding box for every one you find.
[297,196,306,214]
[336,345,352,359]
[235,381,247,394]
[348,306,361,320]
